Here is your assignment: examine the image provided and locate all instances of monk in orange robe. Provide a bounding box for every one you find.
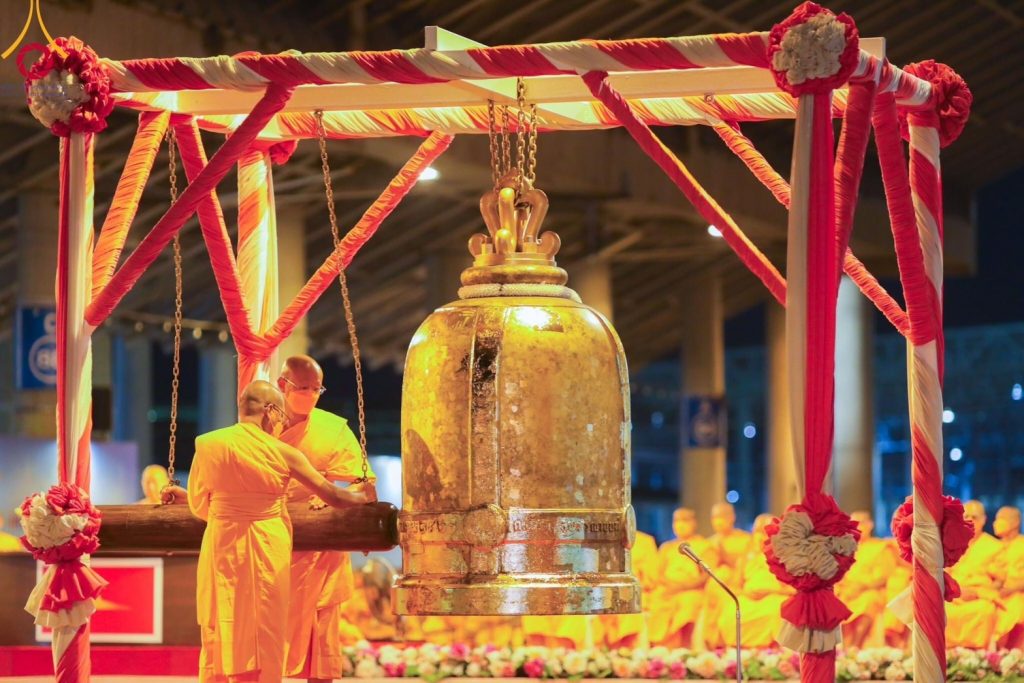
[720,514,793,648]
[648,508,717,648]
[180,380,373,683]
[837,511,897,648]
[275,356,377,683]
[522,615,594,649]
[600,530,658,648]
[994,506,1024,649]
[882,542,911,649]
[702,502,751,647]
[946,500,1004,648]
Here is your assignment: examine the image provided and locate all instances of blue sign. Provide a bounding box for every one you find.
[16,306,58,390]
[685,395,726,448]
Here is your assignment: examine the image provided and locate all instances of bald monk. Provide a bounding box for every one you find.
[837,511,897,648]
[182,380,374,683]
[994,506,1024,649]
[600,530,659,648]
[720,514,793,648]
[648,508,717,648]
[138,464,171,504]
[946,500,1004,648]
[275,355,377,683]
[702,502,751,647]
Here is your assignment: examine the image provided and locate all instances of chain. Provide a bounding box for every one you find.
[526,103,538,186]
[166,129,182,488]
[314,110,370,483]
[500,104,511,179]
[515,78,527,195]
[487,100,501,189]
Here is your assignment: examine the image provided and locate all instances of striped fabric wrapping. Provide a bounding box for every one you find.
[235,148,280,393]
[907,117,946,683]
[54,132,96,682]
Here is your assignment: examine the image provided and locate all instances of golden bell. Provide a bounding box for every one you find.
[394,179,640,616]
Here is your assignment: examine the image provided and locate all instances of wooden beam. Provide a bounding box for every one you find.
[96,502,399,554]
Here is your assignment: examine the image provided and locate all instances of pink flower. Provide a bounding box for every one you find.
[987,652,1002,672]
[450,643,470,660]
[724,660,738,679]
[484,644,498,654]
[383,662,406,677]
[524,658,546,678]
[646,658,667,679]
[668,661,687,680]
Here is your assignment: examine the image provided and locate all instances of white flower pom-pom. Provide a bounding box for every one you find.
[771,12,848,86]
[27,69,89,128]
[771,510,858,581]
[18,493,87,550]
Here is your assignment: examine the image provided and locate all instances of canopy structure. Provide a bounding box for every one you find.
[19,4,971,682]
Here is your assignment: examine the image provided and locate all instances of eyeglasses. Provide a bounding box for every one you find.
[280,376,327,395]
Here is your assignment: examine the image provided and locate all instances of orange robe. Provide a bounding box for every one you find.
[946,532,1003,648]
[883,543,912,648]
[600,531,658,648]
[522,615,594,649]
[648,536,717,646]
[720,548,793,648]
[837,538,897,646]
[0,531,24,552]
[995,536,1024,647]
[188,422,293,683]
[280,408,375,679]
[702,530,751,647]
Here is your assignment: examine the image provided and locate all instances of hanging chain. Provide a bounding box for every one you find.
[314,110,369,483]
[526,103,539,186]
[487,100,501,189]
[500,104,511,180]
[515,78,527,195]
[166,129,183,488]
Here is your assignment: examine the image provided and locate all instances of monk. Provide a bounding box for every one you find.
[702,502,751,647]
[138,464,170,504]
[599,530,659,648]
[648,508,717,648]
[946,500,1004,648]
[275,355,377,683]
[882,552,911,650]
[837,511,897,648]
[522,615,594,649]
[994,506,1024,649]
[178,380,373,683]
[720,513,793,648]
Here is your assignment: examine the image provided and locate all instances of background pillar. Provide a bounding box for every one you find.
[766,301,799,514]
[198,347,237,434]
[679,271,726,534]
[833,275,875,512]
[112,335,154,466]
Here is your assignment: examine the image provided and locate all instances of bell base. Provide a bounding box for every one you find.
[393,574,641,616]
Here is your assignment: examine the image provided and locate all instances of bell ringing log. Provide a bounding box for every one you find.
[394,92,640,616]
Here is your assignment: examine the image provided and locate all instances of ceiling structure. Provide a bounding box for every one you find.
[0,0,1020,370]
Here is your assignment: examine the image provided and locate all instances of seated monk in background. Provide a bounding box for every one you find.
[946,500,1004,648]
[167,381,374,683]
[599,529,658,649]
[882,545,912,650]
[994,506,1024,649]
[137,464,170,504]
[720,513,793,649]
[648,508,716,648]
[702,502,751,648]
[837,511,897,649]
[522,615,594,649]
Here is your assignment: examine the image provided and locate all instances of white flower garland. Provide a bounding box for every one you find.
[17,493,90,550]
[770,510,857,580]
[771,12,848,86]
[27,69,89,128]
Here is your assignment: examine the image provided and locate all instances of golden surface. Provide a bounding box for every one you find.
[394,182,639,616]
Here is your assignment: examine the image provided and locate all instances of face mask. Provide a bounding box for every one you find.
[711,518,731,534]
[994,519,1013,537]
[286,391,319,417]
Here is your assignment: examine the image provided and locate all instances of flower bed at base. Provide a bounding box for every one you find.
[338,644,1024,681]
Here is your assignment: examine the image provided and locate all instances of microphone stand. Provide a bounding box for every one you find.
[680,543,742,683]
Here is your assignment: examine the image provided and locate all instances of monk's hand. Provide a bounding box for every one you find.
[348,481,377,504]
[308,495,329,511]
[161,485,188,505]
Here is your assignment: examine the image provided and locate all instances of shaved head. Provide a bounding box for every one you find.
[239,380,285,417]
[851,510,874,538]
[280,355,323,386]
[752,513,773,537]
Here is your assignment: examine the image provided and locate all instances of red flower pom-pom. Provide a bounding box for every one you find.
[890,494,973,568]
[767,1,860,96]
[898,60,972,148]
[23,36,114,136]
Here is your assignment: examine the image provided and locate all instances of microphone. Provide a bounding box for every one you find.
[679,542,743,683]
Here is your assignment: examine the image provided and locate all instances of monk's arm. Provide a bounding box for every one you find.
[280,442,375,507]
[187,442,211,520]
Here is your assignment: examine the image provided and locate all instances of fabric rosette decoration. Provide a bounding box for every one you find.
[767,1,860,96]
[22,36,114,136]
[18,483,107,630]
[764,493,861,652]
[897,60,973,148]
[887,495,974,626]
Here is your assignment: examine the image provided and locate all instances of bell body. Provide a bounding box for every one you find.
[394,292,639,615]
